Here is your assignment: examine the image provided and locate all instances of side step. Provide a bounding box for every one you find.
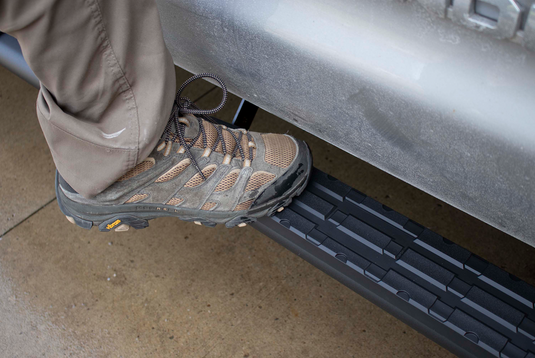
[253,169,535,358]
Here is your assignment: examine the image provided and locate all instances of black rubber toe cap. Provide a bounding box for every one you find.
[250,139,312,209]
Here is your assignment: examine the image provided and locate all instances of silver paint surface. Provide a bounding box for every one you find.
[157,0,535,245]
[0,34,39,88]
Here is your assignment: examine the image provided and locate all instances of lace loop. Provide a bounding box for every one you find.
[177,73,228,115]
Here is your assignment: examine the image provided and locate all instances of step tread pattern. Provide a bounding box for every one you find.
[269,169,535,357]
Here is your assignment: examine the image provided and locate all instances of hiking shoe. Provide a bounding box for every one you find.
[56,74,312,231]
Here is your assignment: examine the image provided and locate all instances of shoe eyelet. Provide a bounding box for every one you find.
[202,148,212,157]
[157,141,167,151]
[178,117,190,127]
[223,154,232,165]
[164,141,173,156]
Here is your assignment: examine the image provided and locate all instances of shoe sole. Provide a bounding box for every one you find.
[56,146,313,232]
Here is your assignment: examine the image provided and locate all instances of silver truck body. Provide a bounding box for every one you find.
[157,0,535,246]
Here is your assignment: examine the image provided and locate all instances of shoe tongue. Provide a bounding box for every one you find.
[183,114,200,139]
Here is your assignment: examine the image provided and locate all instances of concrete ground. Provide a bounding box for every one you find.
[1,64,535,358]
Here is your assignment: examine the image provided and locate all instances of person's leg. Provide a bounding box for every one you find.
[1,0,313,231]
[0,0,176,198]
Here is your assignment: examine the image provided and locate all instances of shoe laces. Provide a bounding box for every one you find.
[159,73,254,180]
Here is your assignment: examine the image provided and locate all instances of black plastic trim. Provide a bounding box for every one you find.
[252,169,535,358]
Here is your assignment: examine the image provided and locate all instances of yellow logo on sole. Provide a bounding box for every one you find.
[106,219,121,230]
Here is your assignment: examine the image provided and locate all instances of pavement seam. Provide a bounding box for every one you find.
[1,197,57,237]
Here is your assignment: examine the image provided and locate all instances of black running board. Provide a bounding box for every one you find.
[252,169,535,358]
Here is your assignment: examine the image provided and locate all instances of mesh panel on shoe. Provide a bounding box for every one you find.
[193,122,218,149]
[262,134,296,168]
[233,199,254,211]
[117,158,155,181]
[201,202,217,211]
[192,121,256,159]
[166,197,184,206]
[184,165,217,187]
[215,130,237,154]
[214,169,240,192]
[125,194,148,203]
[244,171,276,192]
[156,159,190,183]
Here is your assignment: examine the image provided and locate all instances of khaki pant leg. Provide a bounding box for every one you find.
[0,0,176,198]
